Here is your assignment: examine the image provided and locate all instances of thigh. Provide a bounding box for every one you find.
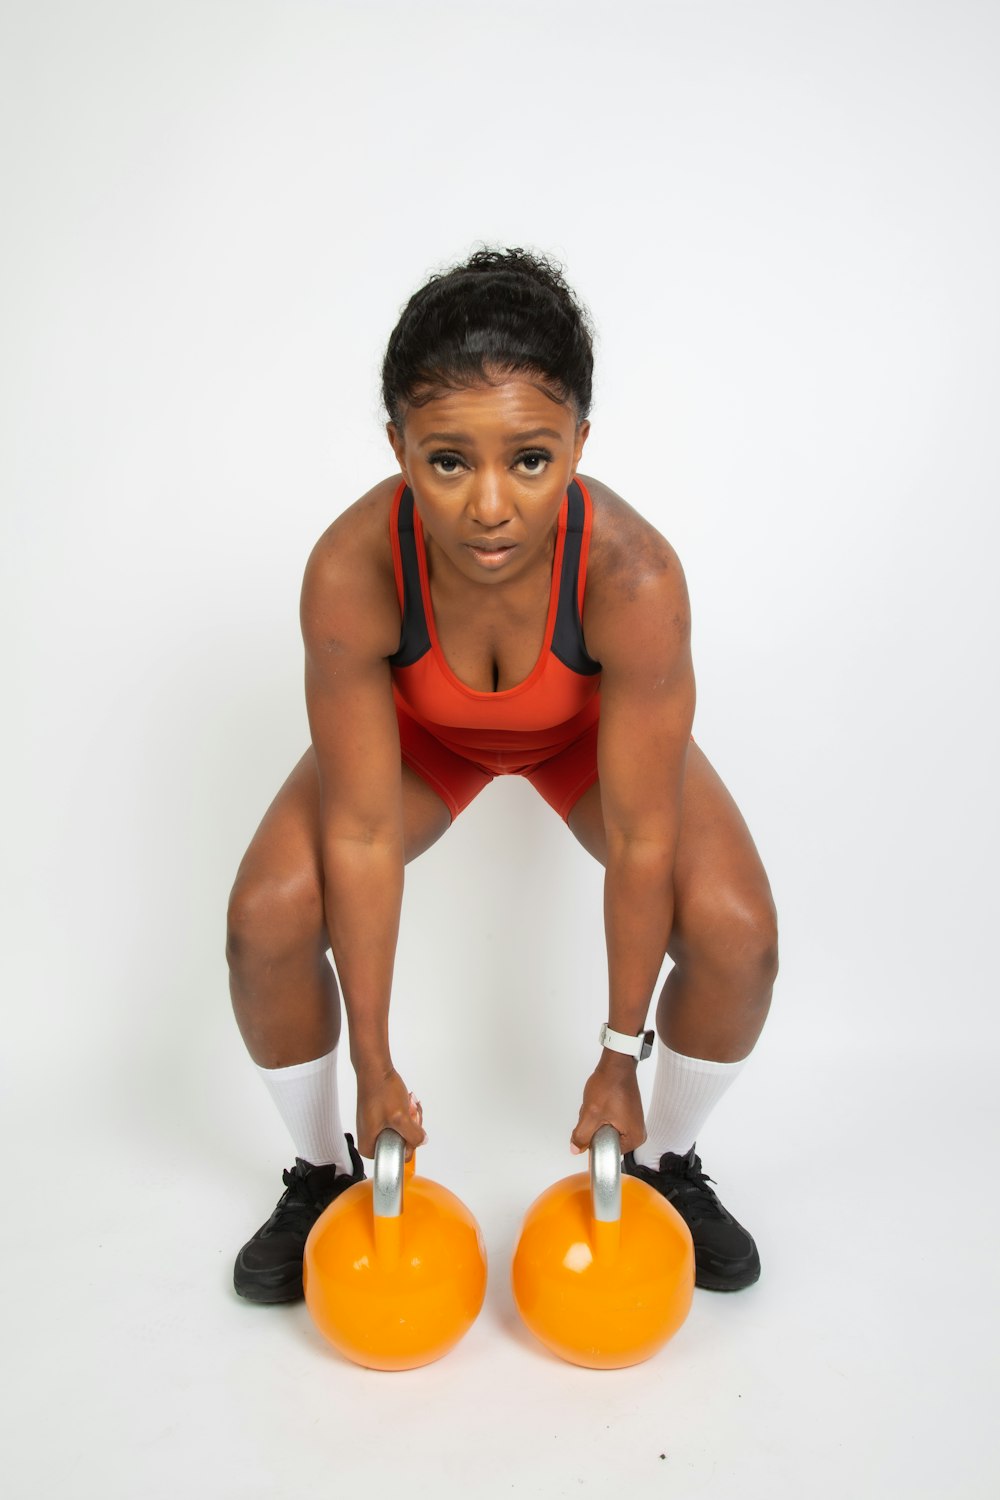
[231,747,453,925]
[566,739,776,954]
[396,705,494,820]
[522,719,601,822]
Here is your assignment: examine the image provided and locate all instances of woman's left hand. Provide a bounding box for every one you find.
[570,1052,646,1156]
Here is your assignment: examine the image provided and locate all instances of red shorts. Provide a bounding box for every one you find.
[397,705,600,823]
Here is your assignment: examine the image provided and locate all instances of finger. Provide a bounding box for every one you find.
[359,1111,427,1161]
[379,1126,425,1164]
[397,1114,428,1154]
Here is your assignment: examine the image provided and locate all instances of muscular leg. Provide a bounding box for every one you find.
[226,748,452,1069]
[567,740,778,1062]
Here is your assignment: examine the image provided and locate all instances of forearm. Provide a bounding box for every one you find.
[323,835,403,1076]
[604,838,674,1035]
[570,840,671,1155]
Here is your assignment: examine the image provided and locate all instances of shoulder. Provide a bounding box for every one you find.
[306,474,401,573]
[577,475,690,660]
[579,474,682,598]
[300,475,404,660]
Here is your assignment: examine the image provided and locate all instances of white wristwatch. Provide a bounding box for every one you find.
[598,1023,655,1061]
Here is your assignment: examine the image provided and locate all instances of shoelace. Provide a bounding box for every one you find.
[267,1165,327,1228]
[658,1154,727,1220]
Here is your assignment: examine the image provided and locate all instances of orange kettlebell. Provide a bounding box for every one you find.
[511,1125,695,1369]
[303,1129,487,1371]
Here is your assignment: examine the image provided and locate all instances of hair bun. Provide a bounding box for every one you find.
[381,245,594,428]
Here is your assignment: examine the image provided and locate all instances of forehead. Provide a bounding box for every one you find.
[404,378,575,443]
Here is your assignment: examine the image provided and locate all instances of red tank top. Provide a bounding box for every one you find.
[388,477,602,773]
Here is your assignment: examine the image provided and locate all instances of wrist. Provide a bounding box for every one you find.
[352,1049,395,1082]
[595,1047,639,1075]
[598,1020,655,1062]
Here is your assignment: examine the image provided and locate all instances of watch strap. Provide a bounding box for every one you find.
[599,1023,655,1061]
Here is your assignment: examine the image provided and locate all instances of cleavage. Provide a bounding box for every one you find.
[429,582,550,694]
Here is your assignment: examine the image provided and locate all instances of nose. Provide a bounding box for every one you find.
[466,472,514,529]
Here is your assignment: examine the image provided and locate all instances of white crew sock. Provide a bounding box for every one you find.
[255,1046,355,1176]
[632,1039,747,1169]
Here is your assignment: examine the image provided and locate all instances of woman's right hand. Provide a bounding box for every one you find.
[355,1065,427,1161]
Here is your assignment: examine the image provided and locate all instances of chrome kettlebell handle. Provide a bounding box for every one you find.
[590,1124,622,1223]
[373,1128,405,1219]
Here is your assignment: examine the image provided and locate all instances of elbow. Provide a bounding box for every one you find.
[604,831,676,891]
[323,826,404,862]
[604,825,676,867]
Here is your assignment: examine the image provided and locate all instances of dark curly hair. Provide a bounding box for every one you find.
[381,246,595,429]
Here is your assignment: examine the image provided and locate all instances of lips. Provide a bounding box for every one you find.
[465,541,517,569]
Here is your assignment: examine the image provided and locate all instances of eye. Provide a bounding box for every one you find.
[515,448,553,473]
[428,451,466,475]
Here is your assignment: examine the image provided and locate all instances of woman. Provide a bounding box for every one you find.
[227,248,778,1303]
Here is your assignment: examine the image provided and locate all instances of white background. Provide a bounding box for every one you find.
[3,1,998,1496]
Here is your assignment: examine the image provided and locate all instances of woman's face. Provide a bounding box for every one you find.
[386,374,590,585]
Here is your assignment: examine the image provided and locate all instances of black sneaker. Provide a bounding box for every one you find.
[623,1144,760,1292]
[233,1135,365,1304]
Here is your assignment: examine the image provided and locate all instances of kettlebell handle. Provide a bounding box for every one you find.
[373,1128,405,1219]
[590,1124,622,1224]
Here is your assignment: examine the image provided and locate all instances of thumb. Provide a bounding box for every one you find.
[405,1091,427,1150]
[569,1111,593,1155]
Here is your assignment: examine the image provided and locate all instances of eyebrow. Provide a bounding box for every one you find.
[418,428,565,447]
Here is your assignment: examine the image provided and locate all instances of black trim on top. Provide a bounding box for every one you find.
[551,480,603,675]
[387,488,431,667]
[388,481,601,675]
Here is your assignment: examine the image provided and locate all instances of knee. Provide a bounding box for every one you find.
[676,884,779,989]
[745,898,779,987]
[226,869,325,973]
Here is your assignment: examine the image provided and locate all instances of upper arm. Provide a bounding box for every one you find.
[299,498,404,844]
[585,511,695,846]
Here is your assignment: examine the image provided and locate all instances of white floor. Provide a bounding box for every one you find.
[4,1032,995,1499]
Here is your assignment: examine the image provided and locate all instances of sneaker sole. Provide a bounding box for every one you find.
[234,1274,305,1304]
[695,1263,761,1293]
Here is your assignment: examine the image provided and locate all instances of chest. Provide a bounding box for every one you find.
[428,574,553,693]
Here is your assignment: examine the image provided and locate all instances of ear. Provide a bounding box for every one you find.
[571,419,591,474]
[386,422,410,481]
